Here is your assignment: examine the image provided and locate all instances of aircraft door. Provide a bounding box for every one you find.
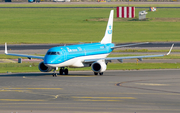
[103,44,108,53]
[62,49,67,61]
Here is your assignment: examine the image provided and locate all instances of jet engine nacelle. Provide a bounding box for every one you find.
[38,62,53,72]
[91,60,107,73]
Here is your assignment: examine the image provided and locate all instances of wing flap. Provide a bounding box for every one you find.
[84,54,164,63]
[105,54,164,62]
[84,44,174,63]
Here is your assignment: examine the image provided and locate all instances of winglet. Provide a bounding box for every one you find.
[5,43,8,54]
[166,44,174,55]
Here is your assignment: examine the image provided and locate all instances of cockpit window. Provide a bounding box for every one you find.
[47,52,60,55]
[57,52,60,55]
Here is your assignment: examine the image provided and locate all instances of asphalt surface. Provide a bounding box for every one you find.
[0,70,180,113]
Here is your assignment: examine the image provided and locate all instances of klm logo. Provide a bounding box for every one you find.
[108,25,112,34]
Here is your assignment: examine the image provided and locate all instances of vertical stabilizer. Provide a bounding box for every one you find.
[101,10,114,44]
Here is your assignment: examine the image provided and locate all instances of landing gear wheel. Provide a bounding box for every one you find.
[59,67,69,75]
[52,73,57,77]
[94,72,98,75]
[64,69,68,75]
[99,72,103,76]
[59,69,64,75]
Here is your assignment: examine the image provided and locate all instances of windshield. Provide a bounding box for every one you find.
[47,52,60,55]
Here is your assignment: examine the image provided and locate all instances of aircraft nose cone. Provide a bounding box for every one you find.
[44,54,61,65]
[44,55,53,64]
[44,56,57,67]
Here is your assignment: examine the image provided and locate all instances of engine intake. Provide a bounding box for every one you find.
[91,60,107,73]
[38,62,53,72]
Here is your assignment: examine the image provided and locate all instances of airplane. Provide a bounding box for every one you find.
[5,10,174,77]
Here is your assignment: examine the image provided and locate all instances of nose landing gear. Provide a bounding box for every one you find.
[52,73,57,77]
[52,67,58,77]
[52,67,69,77]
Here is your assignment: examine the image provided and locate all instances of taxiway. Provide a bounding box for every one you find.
[0,70,180,113]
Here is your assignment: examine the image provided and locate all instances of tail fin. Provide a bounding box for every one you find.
[101,10,114,44]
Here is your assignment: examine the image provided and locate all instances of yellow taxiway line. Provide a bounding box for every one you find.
[72,96,136,99]
[135,83,170,86]
[72,96,136,102]
[2,88,62,90]
[0,99,45,102]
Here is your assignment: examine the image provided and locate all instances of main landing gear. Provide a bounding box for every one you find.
[52,67,69,77]
[94,72,103,76]
[59,67,69,75]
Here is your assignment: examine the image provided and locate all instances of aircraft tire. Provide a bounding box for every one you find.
[64,69,68,75]
[52,73,57,77]
[94,72,98,75]
[59,69,63,75]
[99,72,103,75]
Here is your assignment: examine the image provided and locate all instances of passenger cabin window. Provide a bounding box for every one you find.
[47,52,60,55]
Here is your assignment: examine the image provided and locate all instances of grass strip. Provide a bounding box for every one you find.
[0,62,179,73]
[0,4,180,7]
[0,63,39,73]
[0,7,180,44]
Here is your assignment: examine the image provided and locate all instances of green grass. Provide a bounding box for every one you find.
[0,63,39,73]
[0,62,179,73]
[0,4,180,7]
[107,62,180,70]
[0,4,180,44]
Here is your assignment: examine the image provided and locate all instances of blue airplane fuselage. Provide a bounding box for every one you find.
[44,43,115,66]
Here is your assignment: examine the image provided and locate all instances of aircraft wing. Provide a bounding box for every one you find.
[5,43,44,60]
[112,42,149,49]
[84,44,174,63]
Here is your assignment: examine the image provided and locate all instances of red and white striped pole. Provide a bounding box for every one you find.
[117,6,135,18]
